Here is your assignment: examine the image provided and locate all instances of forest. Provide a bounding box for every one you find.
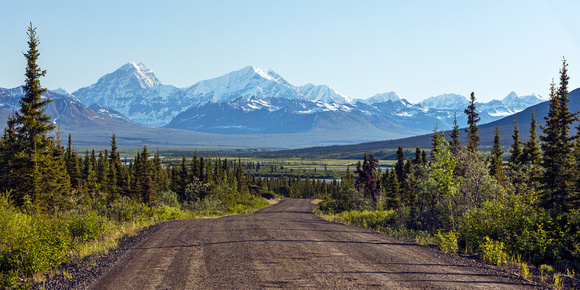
[1,24,579,288]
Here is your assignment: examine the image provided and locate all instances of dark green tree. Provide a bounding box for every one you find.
[108,134,121,200]
[355,153,379,208]
[540,59,574,214]
[448,113,461,155]
[522,108,541,165]
[508,119,523,167]
[0,24,71,210]
[489,125,506,186]
[385,170,401,210]
[430,125,440,161]
[414,147,423,165]
[464,92,480,152]
[395,146,405,184]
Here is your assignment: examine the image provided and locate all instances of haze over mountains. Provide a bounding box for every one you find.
[0,62,550,148]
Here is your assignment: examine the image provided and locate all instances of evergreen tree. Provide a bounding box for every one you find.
[448,113,461,155]
[540,59,574,214]
[355,153,379,208]
[0,24,71,210]
[137,146,155,204]
[38,134,71,214]
[191,150,199,181]
[83,150,98,195]
[0,119,19,194]
[414,147,422,165]
[198,154,205,183]
[385,170,401,210]
[343,165,354,188]
[14,24,55,155]
[236,157,246,195]
[177,154,188,200]
[489,125,506,186]
[508,119,523,167]
[108,134,121,200]
[430,125,440,161]
[395,146,405,184]
[96,151,109,193]
[153,149,169,193]
[522,108,541,165]
[465,92,480,152]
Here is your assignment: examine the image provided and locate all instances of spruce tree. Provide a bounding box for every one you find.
[1,24,71,210]
[343,165,354,188]
[14,24,55,155]
[430,125,440,161]
[508,119,523,167]
[522,108,541,165]
[395,146,405,184]
[0,119,19,193]
[464,92,480,152]
[108,134,121,200]
[191,150,199,180]
[137,146,155,204]
[177,154,188,200]
[489,125,506,186]
[355,153,379,208]
[414,147,422,165]
[385,170,401,210]
[448,113,461,155]
[540,59,574,214]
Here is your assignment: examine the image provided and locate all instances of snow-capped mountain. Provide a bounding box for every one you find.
[498,91,546,111]
[73,64,351,127]
[69,62,547,137]
[419,94,469,110]
[0,87,133,129]
[73,62,183,126]
[359,92,402,104]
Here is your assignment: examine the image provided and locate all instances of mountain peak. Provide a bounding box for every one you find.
[116,62,162,89]
[236,66,286,84]
[419,93,469,110]
[366,91,401,103]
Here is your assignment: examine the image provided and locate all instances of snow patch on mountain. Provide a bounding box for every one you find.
[419,94,469,110]
[359,92,400,104]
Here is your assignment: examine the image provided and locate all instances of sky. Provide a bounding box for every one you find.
[1,0,579,103]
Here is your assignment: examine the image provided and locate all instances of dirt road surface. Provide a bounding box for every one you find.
[90,199,537,289]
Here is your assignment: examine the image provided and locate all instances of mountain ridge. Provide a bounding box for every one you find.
[71,62,546,134]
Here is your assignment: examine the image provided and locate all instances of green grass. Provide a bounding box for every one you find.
[318,209,436,246]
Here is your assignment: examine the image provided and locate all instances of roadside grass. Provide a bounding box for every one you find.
[0,193,270,288]
[315,209,435,246]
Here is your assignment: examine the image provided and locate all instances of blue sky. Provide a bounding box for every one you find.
[1,0,579,103]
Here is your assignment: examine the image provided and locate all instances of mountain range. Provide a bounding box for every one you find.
[0,62,549,148]
[278,87,580,158]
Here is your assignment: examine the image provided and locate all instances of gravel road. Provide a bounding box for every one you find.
[80,199,541,289]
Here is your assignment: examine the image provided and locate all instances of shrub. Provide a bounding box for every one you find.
[520,262,530,280]
[553,273,563,290]
[68,212,108,244]
[0,202,70,278]
[435,230,458,253]
[157,190,179,207]
[478,236,508,266]
[336,210,398,230]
